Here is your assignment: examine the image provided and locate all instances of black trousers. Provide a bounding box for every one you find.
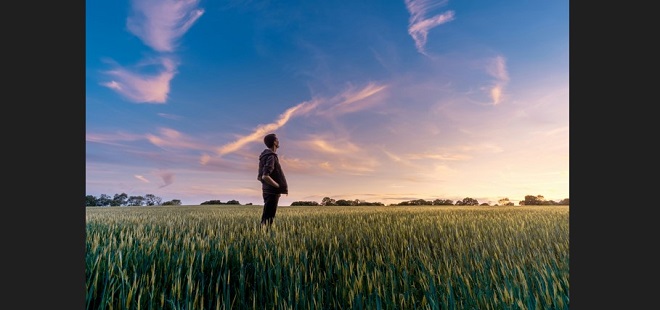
[261,192,280,225]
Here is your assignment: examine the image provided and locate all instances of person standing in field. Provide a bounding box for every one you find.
[257,133,288,228]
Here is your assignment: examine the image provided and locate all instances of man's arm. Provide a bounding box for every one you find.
[261,174,279,188]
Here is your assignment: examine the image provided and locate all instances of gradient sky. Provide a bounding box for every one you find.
[86,0,569,206]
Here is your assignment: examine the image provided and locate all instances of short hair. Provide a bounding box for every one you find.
[264,133,277,148]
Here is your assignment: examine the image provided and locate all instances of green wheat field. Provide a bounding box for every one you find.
[86,205,569,310]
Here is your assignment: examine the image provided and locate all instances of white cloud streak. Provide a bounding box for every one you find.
[485,55,509,105]
[101,0,204,103]
[135,175,150,183]
[87,127,211,152]
[404,0,455,55]
[158,113,182,120]
[146,127,208,150]
[127,0,205,52]
[214,82,387,157]
[214,99,323,156]
[101,57,177,103]
[313,82,389,117]
[332,83,388,115]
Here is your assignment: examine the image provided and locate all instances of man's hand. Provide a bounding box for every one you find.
[261,174,279,188]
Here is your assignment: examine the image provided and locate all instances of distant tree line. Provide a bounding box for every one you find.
[86,193,181,207]
[290,195,569,207]
[200,200,245,205]
[290,198,386,206]
[391,195,569,206]
[518,195,569,206]
[87,193,568,207]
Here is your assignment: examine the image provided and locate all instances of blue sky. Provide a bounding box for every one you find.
[86,0,569,206]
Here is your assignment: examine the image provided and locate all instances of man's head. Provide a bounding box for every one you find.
[264,133,278,149]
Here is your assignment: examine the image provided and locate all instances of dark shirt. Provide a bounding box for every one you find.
[258,149,288,194]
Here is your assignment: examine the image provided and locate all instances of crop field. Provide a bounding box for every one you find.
[86,205,569,310]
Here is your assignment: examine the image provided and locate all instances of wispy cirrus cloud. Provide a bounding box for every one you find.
[101,57,177,103]
[213,82,387,157]
[485,55,509,105]
[304,137,361,154]
[134,171,174,188]
[404,0,455,55]
[158,113,183,120]
[127,0,205,52]
[86,132,144,145]
[272,133,382,176]
[146,127,209,150]
[213,98,323,157]
[330,82,388,115]
[87,127,211,152]
[311,82,388,117]
[135,175,150,183]
[101,0,204,103]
